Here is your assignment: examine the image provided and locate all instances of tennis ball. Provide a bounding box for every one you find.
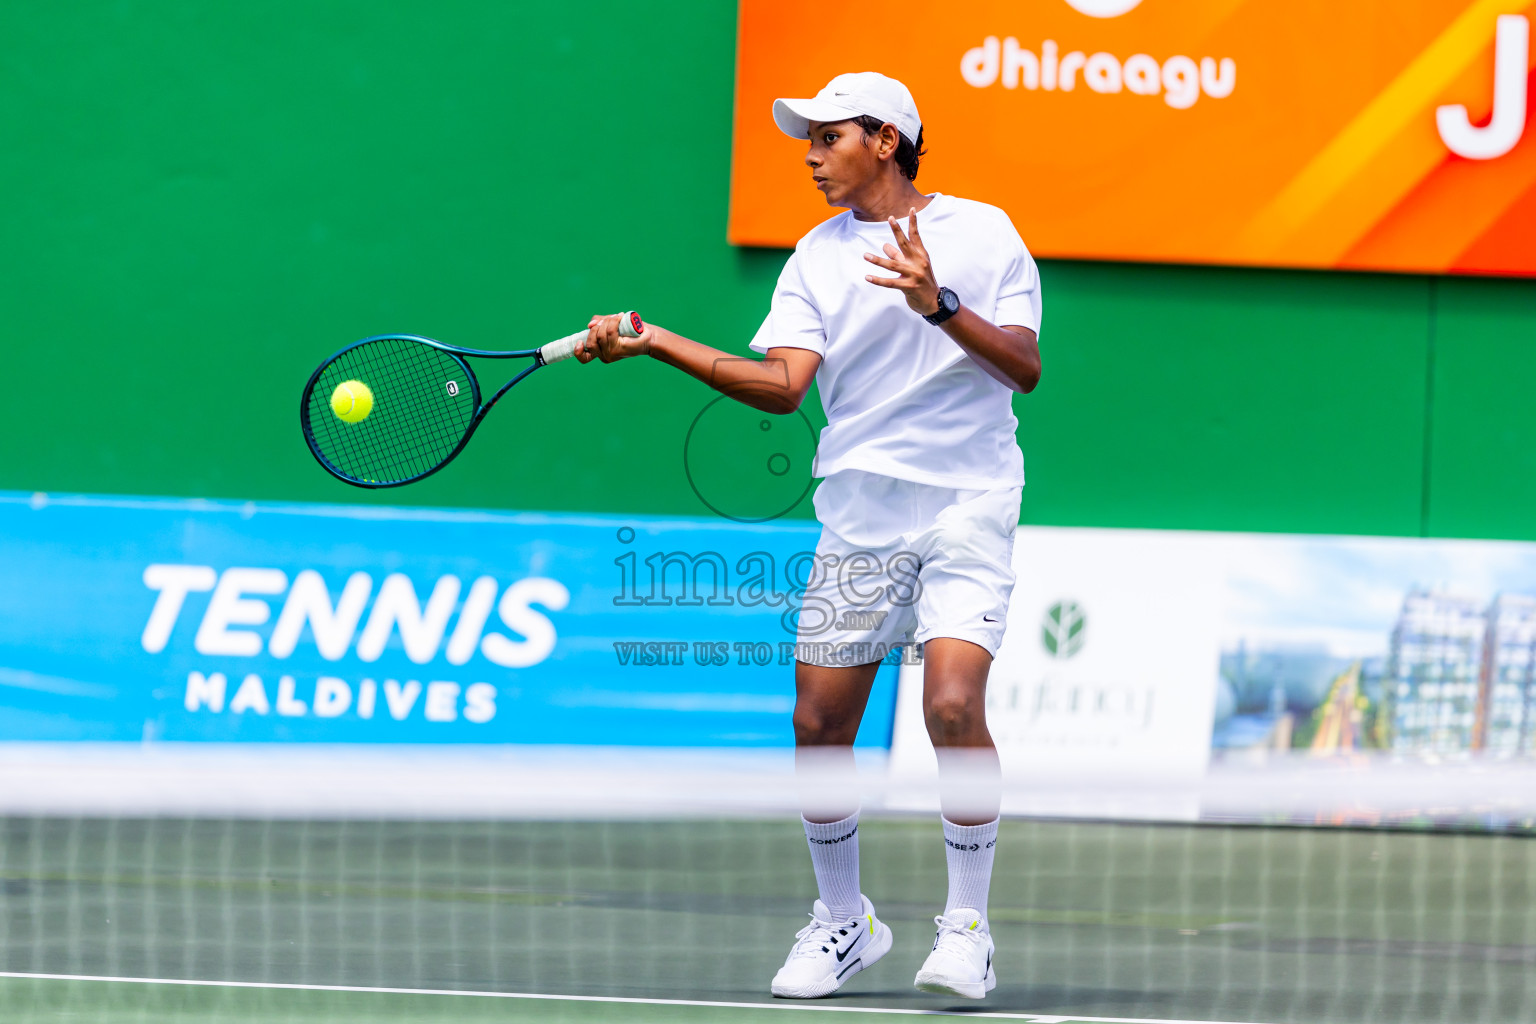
[331,380,374,423]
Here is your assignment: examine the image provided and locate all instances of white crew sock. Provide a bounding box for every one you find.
[942,817,999,921]
[802,812,862,922]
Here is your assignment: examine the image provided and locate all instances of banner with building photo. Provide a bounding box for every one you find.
[890,526,1536,825]
[1215,532,1536,762]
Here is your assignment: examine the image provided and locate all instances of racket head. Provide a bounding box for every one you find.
[299,334,483,488]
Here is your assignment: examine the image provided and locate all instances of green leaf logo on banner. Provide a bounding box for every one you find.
[1041,601,1087,659]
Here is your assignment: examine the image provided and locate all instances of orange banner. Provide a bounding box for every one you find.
[729,1,1536,275]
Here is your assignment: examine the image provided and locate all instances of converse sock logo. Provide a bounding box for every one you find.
[808,826,858,845]
[945,836,997,852]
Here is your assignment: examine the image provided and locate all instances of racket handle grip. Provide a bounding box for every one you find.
[539,311,645,365]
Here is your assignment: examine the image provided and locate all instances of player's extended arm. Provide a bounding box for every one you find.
[863,210,1042,395]
[936,315,1040,396]
[577,314,821,415]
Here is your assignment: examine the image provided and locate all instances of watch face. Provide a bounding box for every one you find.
[941,288,960,313]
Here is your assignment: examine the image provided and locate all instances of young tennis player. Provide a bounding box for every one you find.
[578,71,1042,1001]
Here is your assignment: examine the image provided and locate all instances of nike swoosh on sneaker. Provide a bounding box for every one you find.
[834,923,866,962]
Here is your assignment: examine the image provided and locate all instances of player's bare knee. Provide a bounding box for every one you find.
[793,702,856,745]
[791,704,826,743]
[923,692,981,740]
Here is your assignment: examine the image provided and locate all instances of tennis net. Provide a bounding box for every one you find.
[2,749,1534,1024]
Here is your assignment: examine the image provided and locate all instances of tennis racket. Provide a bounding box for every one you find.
[299,311,644,488]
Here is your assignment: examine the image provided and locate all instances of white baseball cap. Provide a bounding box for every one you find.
[772,72,922,145]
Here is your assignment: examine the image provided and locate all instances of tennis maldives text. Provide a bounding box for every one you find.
[142,564,570,725]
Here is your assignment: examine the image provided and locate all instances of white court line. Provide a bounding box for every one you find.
[0,971,1271,1024]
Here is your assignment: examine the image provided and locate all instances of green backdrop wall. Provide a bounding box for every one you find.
[1,2,1531,540]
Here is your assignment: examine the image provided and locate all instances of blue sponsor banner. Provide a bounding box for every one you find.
[0,493,901,747]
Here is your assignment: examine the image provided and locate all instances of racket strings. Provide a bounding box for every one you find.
[304,338,478,485]
[348,342,471,476]
[347,341,476,480]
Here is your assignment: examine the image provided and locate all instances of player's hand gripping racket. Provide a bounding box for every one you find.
[299,311,644,487]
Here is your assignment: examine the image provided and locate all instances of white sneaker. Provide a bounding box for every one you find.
[913,908,996,999]
[770,894,893,998]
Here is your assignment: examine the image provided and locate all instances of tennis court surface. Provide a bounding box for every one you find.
[3,816,1532,1024]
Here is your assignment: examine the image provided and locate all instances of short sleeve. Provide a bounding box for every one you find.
[748,251,827,356]
[994,237,1043,338]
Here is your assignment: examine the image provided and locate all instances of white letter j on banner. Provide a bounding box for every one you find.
[1437,14,1529,160]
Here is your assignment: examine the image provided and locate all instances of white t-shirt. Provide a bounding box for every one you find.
[748,193,1042,494]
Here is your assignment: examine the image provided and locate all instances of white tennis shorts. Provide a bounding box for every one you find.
[793,473,1022,668]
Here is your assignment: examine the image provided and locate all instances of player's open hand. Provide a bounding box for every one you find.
[863,208,941,316]
[577,313,651,364]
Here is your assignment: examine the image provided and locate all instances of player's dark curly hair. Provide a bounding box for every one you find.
[851,115,925,182]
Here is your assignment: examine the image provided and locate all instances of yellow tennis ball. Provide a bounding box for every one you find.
[330,380,373,423]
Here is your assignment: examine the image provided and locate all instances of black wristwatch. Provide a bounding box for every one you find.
[923,286,960,326]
